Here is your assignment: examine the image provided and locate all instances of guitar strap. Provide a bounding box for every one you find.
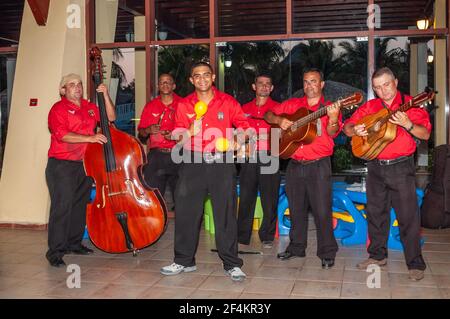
[381,92,405,110]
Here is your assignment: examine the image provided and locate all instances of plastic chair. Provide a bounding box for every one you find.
[332,190,368,245]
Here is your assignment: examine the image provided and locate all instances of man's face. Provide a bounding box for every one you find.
[63,80,83,101]
[190,65,215,92]
[252,76,273,98]
[158,75,176,95]
[372,73,398,103]
[303,71,324,99]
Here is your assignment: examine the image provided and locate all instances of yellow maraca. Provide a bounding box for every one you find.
[194,101,208,120]
[215,137,230,152]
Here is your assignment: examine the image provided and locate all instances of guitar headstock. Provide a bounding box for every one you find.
[337,92,364,110]
[89,47,104,85]
[411,89,436,109]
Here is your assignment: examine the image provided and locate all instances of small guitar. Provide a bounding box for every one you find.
[351,89,436,160]
[272,93,363,159]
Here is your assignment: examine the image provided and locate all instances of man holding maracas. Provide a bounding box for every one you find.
[160,62,251,282]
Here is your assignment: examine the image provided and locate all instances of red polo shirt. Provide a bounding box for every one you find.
[48,97,100,161]
[270,95,342,161]
[345,91,432,160]
[138,94,181,149]
[242,97,279,151]
[174,87,250,153]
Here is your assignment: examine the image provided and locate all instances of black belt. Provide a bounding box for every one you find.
[292,157,325,165]
[376,155,413,166]
[152,147,172,153]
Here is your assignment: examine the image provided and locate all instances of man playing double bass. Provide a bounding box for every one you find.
[45,73,116,267]
[264,68,340,269]
[343,67,431,281]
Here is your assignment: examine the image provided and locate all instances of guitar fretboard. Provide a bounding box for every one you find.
[291,101,338,131]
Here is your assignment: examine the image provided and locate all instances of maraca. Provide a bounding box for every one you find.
[194,101,208,120]
[215,137,230,152]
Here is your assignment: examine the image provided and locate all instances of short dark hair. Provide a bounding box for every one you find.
[158,73,174,82]
[254,72,273,84]
[190,61,213,76]
[371,67,396,81]
[302,67,324,81]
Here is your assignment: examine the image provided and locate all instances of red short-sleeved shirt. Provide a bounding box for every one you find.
[270,95,342,161]
[48,97,100,161]
[242,97,279,151]
[344,91,432,160]
[173,87,250,153]
[138,94,181,149]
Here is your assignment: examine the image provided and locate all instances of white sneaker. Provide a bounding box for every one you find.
[160,263,197,276]
[225,267,246,282]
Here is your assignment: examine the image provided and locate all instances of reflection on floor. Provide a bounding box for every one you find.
[1,217,450,299]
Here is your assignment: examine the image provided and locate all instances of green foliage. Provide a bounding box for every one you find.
[158,45,209,97]
[332,145,352,172]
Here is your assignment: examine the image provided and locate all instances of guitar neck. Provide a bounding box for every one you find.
[291,102,336,130]
[377,99,415,127]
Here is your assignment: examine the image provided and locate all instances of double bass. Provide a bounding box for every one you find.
[351,89,435,160]
[84,47,167,256]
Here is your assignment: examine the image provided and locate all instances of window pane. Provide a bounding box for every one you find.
[293,0,369,33]
[155,0,209,40]
[95,0,145,43]
[375,36,446,153]
[92,48,138,136]
[0,0,24,47]
[217,39,367,104]
[157,45,210,97]
[375,0,446,30]
[218,0,286,37]
[0,54,16,176]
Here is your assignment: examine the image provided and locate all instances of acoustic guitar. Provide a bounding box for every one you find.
[272,93,363,159]
[351,89,436,161]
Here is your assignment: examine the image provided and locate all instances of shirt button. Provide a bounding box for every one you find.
[205,123,209,127]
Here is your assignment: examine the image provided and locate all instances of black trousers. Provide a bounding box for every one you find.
[285,157,338,259]
[237,156,280,244]
[174,154,243,271]
[143,148,179,202]
[366,157,426,270]
[45,158,92,261]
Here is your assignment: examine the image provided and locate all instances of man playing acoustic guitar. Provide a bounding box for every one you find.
[343,67,431,281]
[265,68,340,269]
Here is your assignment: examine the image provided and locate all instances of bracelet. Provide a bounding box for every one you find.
[328,121,339,127]
[407,123,414,132]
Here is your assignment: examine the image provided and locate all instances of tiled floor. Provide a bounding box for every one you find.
[1,218,450,299]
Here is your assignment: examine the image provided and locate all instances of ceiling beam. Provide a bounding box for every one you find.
[27,0,50,26]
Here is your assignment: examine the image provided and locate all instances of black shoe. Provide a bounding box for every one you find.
[66,245,94,255]
[277,251,305,260]
[321,258,335,269]
[48,257,66,268]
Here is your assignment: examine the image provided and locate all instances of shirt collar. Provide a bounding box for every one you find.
[301,95,325,109]
[61,96,86,109]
